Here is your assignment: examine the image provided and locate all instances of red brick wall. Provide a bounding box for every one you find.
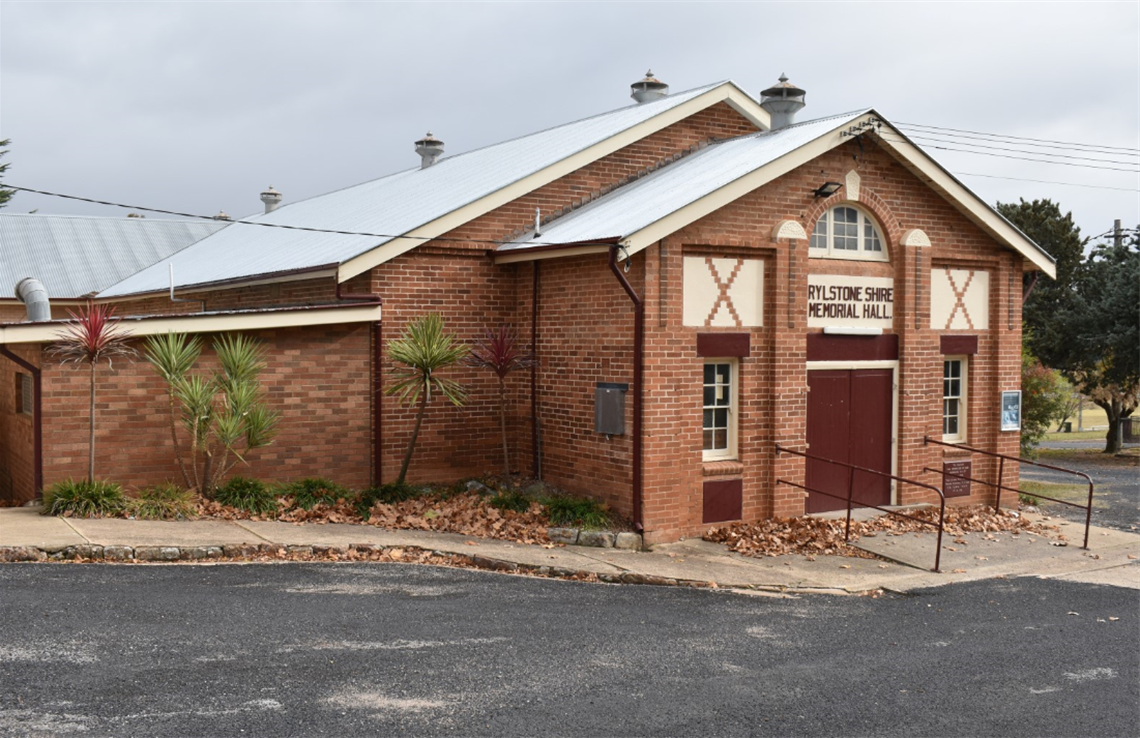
[626,134,1026,541]
[36,324,372,494]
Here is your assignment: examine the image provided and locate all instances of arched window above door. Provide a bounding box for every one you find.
[810,206,888,262]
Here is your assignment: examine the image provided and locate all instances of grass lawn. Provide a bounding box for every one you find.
[1018,480,1099,508]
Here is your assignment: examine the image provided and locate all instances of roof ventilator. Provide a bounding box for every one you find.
[260,185,282,213]
[630,70,669,103]
[759,74,806,130]
[415,132,445,169]
[15,277,50,322]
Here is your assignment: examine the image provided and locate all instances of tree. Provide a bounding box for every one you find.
[49,302,136,482]
[143,332,279,495]
[0,139,14,208]
[1020,344,1068,457]
[996,198,1086,358]
[467,325,536,481]
[385,314,469,485]
[1055,233,1140,453]
[1053,377,1083,432]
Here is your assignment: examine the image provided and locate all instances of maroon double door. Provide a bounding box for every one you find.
[805,368,894,513]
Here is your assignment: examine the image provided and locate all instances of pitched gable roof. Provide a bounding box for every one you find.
[496,111,1056,277]
[99,81,770,298]
[0,214,228,301]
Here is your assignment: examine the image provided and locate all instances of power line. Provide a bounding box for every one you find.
[956,172,1140,193]
[896,132,1139,167]
[896,121,1140,154]
[875,134,1135,172]
[4,184,607,249]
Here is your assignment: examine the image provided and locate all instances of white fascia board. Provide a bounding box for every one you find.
[872,125,1057,277]
[617,113,1057,278]
[0,304,381,344]
[620,114,877,255]
[493,244,611,265]
[337,83,770,282]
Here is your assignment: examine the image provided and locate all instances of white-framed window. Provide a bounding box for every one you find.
[942,357,967,442]
[703,359,738,461]
[809,205,887,261]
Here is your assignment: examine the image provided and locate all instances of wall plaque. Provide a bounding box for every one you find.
[943,460,972,498]
[807,275,894,328]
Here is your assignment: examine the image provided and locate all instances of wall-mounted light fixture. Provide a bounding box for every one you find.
[813,181,843,198]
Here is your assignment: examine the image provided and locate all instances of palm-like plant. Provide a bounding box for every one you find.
[143,331,202,489]
[143,332,279,495]
[467,324,536,480]
[386,314,469,485]
[49,301,136,482]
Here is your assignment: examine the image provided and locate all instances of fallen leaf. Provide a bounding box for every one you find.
[1067,611,1079,616]
[839,564,851,569]
[952,569,967,573]
[1109,617,1120,622]
[464,541,478,546]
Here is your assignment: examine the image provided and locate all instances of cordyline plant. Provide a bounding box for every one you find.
[49,301,136,482]
[467,324,536,480]
[143,332,279,496]
[385,314,469,485]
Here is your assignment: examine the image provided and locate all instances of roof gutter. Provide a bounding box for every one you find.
[608,243,644,532]
[493,239,617,265]
[0,345,42,497]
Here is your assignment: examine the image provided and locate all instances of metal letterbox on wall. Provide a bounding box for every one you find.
[595,382,628,435]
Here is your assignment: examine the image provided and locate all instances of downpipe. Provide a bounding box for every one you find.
[608,245,644,531]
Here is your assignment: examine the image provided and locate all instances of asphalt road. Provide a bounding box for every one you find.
[1,563,1137,737]
[1020,450,1139,531]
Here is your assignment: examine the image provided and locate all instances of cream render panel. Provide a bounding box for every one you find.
[683,256,763,327]
[931,268,990,330]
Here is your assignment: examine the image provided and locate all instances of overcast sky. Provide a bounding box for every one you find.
[1,1,1137,248]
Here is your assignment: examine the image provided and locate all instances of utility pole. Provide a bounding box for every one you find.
[1113,219,1125,449]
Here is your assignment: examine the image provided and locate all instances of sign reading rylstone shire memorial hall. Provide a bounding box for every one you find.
[807,275,894,329]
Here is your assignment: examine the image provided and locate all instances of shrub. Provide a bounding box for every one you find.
[128,483,197,520]
[356,482,424,517]
[281,478,353,509]
[42,479,125,517]
[543,495,611,529]
[215,476,277,516]
[490,489,531,513]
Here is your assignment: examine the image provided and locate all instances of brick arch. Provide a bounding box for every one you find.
[802,186,904,261]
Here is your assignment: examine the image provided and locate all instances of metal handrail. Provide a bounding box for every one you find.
[924,436,1094,549]
[775,445,947,572]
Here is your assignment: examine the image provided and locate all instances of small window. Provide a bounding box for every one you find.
[810,206,886,261]
[942,357,967,442]
[703,360,738,461]
[15,373,33,416]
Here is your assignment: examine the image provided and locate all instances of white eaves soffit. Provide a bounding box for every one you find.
[336,83,771,282]
[0,304,381,345]
[871,126,1055,276]
[622,112,1055,276]
[497,112,1055,278]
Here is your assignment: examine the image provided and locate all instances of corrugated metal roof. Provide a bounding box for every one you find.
[0,214,228,300]
[100,82,735,298]
[498,110,869,251]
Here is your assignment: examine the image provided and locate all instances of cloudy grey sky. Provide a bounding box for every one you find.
[1,1,1137,246]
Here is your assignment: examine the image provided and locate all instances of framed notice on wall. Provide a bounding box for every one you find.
[1001,390,1022,432]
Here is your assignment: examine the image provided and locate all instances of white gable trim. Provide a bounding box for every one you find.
[0,304,381,344]
[337,84,771,282]
[606,113,1054,278]
[872,128,1055,276]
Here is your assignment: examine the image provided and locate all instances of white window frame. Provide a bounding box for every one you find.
[942,356,967,442]
[702,359,738,461]
[809,205,888,262]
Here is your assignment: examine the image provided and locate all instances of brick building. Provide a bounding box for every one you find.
[0,74,1054,543]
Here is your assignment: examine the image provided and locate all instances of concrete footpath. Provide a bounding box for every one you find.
[1,505,1138,594]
